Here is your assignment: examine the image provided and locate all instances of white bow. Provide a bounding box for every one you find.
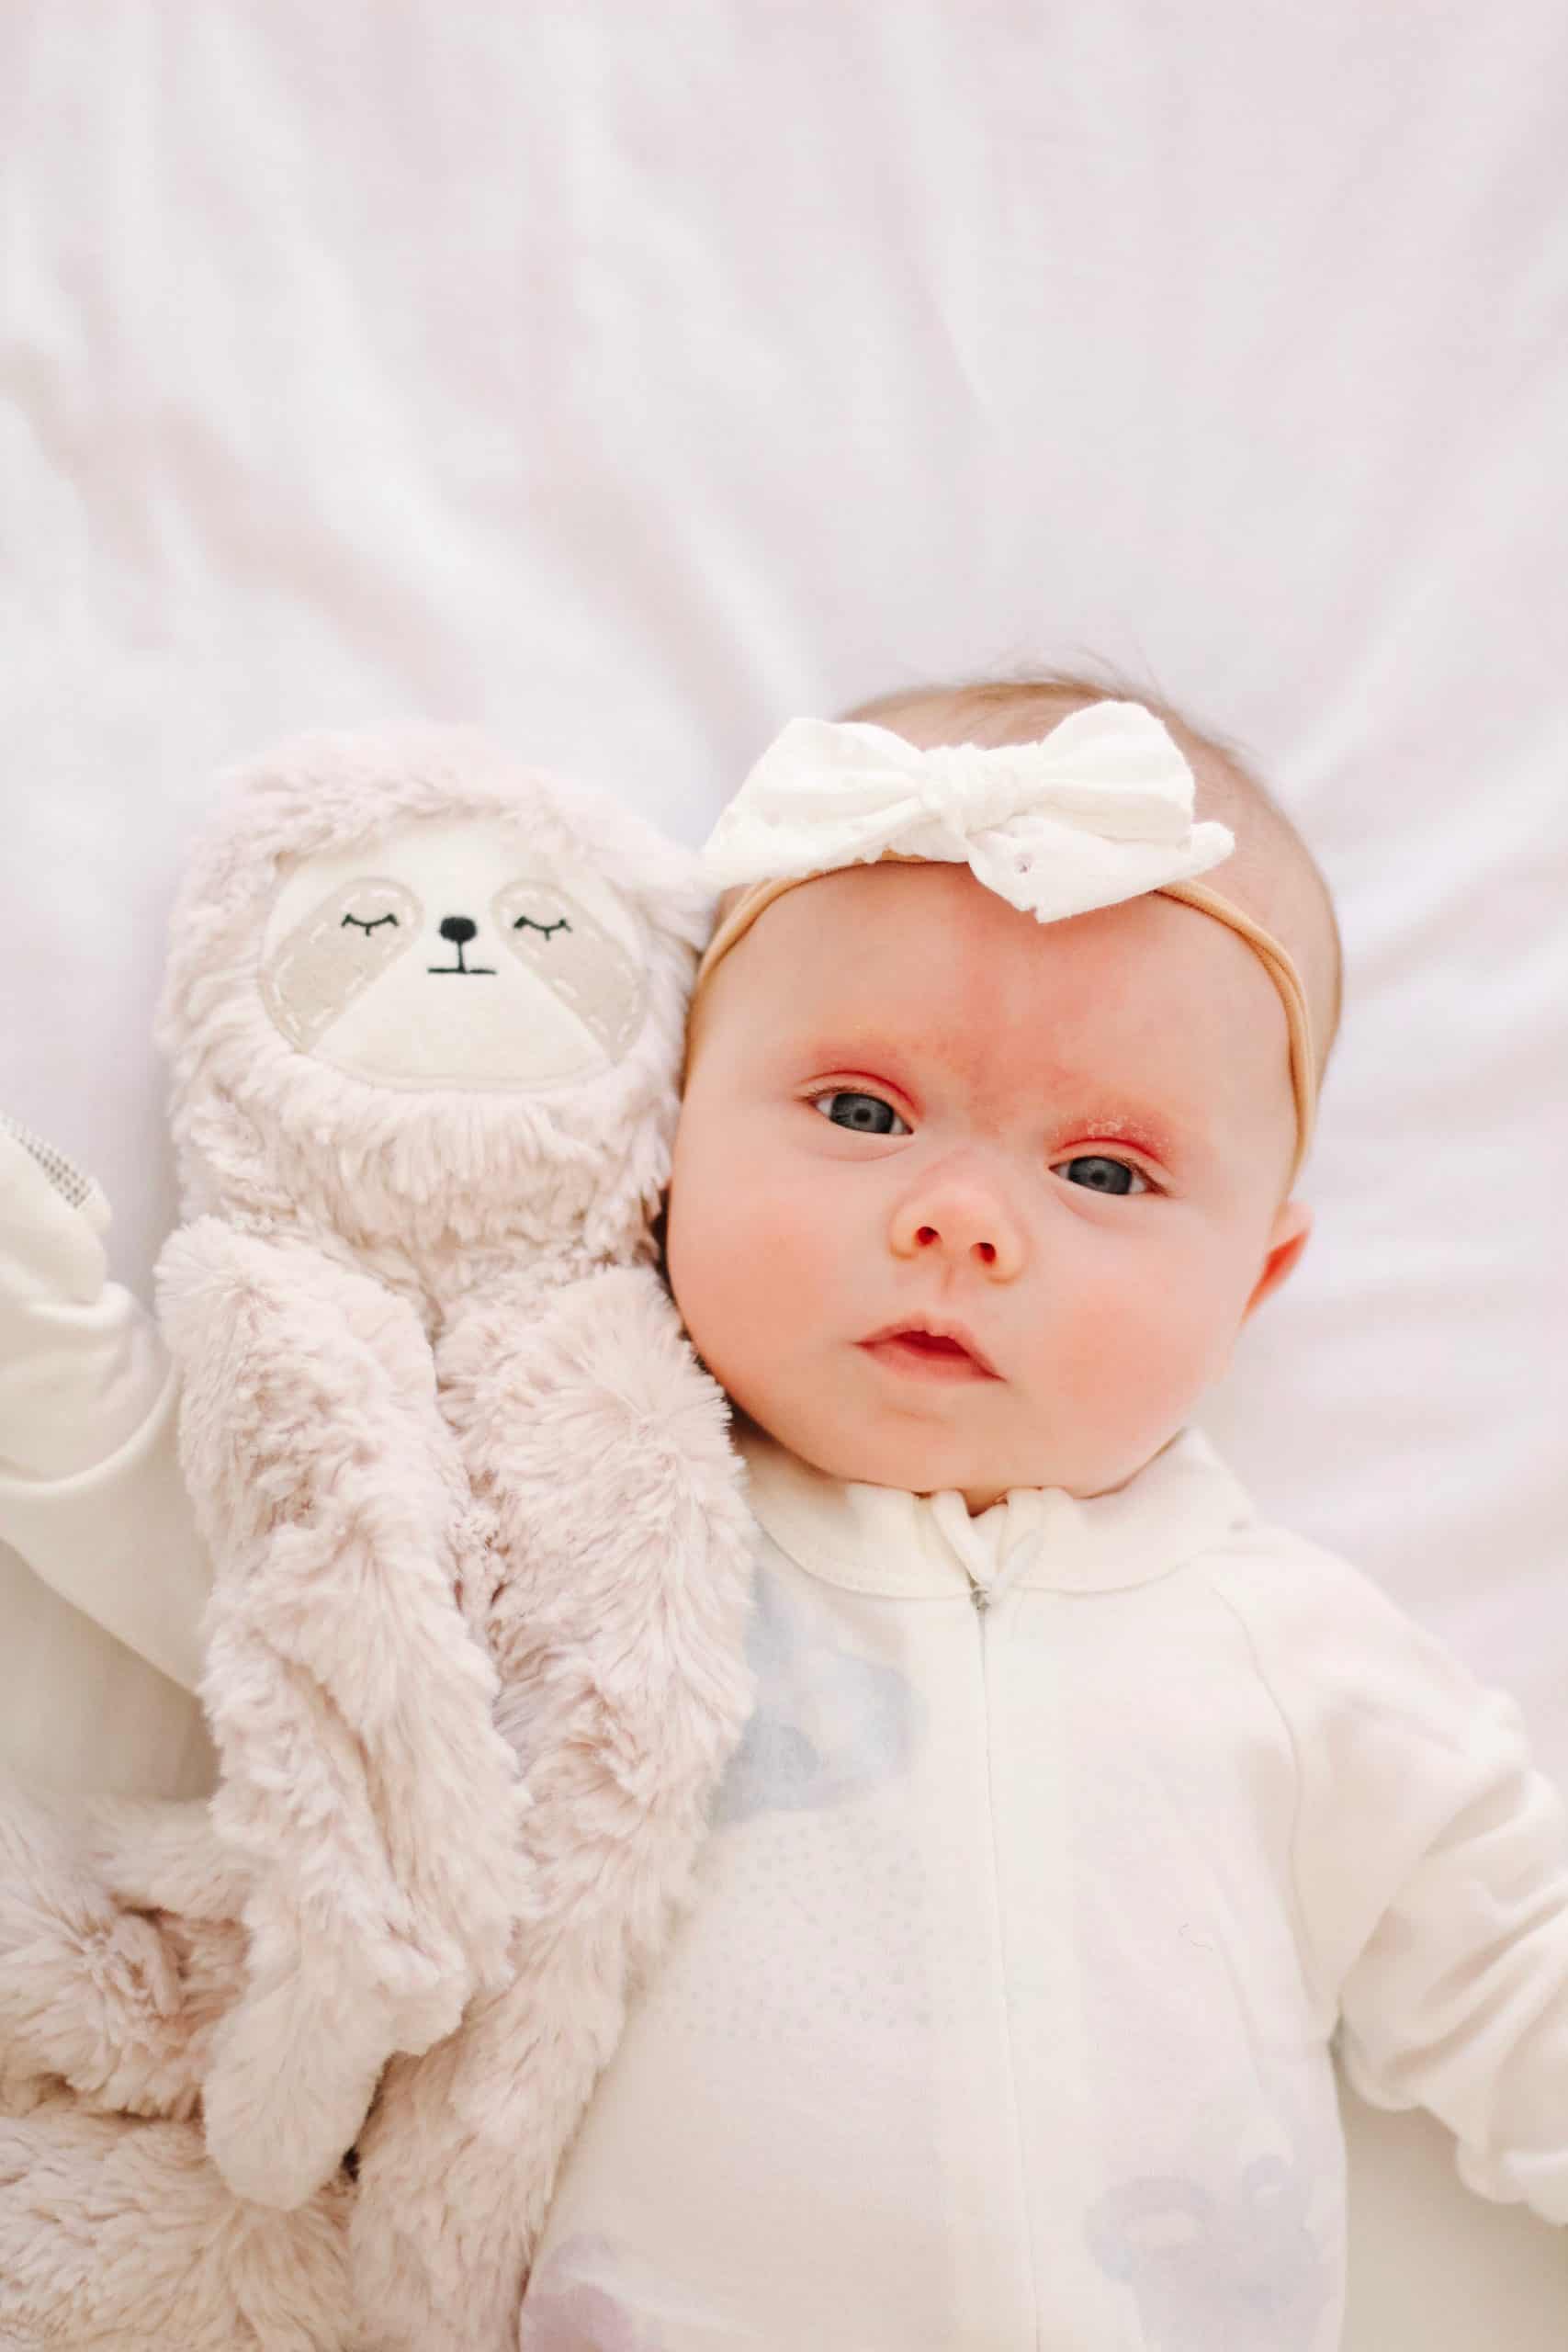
[705,702,1235,922]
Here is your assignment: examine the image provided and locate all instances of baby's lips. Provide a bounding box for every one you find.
[859,1317,1001,1377]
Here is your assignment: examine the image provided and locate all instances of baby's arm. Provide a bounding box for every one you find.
[1242,1543,1568,2226]
[0,1116,208,1695]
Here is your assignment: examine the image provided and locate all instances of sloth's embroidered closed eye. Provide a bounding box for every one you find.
[513,915,571,940]
[342,912,400,933]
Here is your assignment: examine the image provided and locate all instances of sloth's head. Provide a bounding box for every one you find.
[158,727,708,1265]
[257,820,649,1091]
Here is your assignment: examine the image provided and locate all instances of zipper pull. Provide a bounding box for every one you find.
[973,1532,1043,1618]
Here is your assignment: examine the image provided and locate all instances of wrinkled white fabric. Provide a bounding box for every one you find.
[703,706,1235,922]
[524,1427,1568,2352]
[0,1120,210,1794]
[0,1118,165,1486]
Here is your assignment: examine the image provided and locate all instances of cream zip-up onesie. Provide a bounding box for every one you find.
[520,1427,1568,2352]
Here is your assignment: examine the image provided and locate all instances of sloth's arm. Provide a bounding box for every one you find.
[154,1218,530,2211]
[0,1117,209,1693]
[344,1263,759,2350]
[437,1260,755,1759]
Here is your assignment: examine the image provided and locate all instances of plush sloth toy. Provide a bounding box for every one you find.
[0,728,756,2351]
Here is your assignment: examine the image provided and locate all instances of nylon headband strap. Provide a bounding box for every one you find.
[694,863,1318,1184]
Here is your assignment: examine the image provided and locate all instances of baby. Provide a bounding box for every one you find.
[2,677,1564,2352]
[519,677,1568,2350]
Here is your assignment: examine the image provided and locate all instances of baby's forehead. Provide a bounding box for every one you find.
[722,864,1288,1118]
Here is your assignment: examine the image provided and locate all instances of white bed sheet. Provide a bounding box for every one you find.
[3,5,1566,2342]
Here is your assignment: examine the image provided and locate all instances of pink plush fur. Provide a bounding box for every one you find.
[347,1263,754,2349]
[0,729,758,2348]
[0,2098,352,2350]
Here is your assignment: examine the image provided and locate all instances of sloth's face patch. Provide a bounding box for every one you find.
[258,820,647,1091]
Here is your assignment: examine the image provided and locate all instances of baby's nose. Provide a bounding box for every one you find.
[439,915,478,945]
[889,1179,1025,1279]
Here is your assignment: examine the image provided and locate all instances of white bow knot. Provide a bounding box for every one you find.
[908,743,1033,836]
[705,702,1235,924]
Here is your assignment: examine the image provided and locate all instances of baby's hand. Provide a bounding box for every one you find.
[0,1114,166,1479]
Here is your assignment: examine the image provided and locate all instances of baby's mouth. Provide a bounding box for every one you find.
[857,1321,1001,1382]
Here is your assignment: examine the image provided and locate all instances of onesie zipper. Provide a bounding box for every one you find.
[926,1501,1046,2346]
[980,1532,1046,2351]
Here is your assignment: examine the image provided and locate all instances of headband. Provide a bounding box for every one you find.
[695,706,1316,1181]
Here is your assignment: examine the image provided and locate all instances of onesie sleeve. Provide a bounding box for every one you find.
[0,1117,209,1694]
[1230,1537,1568,2228]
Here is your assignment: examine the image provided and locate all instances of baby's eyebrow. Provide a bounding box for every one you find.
[782,1037,918,1083]
[1036,1102,1200,1170]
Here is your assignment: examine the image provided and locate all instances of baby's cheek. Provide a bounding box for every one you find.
[667,1159,815,1386]
[1055,1260,1227,1453]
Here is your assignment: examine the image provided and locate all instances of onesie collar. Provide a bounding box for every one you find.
[736,1424,1255,1599]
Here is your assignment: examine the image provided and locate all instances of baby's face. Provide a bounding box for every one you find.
[666,862,1310,1507]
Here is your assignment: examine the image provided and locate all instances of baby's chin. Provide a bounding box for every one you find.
[739,1403,1107,1509]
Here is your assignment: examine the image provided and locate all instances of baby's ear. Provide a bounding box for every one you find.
[1250,1194,1316,1326]
[1243,1198,1313,1322]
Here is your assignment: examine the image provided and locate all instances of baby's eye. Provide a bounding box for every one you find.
[810,1091,910,1137]
[1053,1154,1149,1197]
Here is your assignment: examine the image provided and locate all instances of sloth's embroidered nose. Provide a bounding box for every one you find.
[428,911,494,978]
